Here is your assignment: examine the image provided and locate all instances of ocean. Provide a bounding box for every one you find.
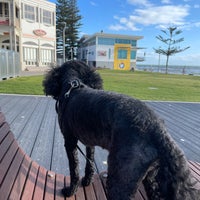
[136,64,200,75]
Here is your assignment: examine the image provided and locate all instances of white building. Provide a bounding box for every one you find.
[0,0,56,70]
[78,32,143,70]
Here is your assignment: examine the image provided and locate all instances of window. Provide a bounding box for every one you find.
[0,3,2,16]
[24,4,35,21]
[41,49,54,65]
[16,7,19,18]
[23,47,37,63]
[118,49,127,59]
[98,37,115,45]
[131,50,136,59]
[0,3,9,17]
[115,39,137,47]
[43,9,51,25]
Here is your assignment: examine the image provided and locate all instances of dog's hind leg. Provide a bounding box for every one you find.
[81,146,95,186]
[106,145,157,200]
[62,136,80,197]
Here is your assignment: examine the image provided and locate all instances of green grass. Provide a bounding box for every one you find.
[0,70,200,102]
[99,70,200,101]
[0,76,44,95]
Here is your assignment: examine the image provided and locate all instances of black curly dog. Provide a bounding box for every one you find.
[43,61,199,200]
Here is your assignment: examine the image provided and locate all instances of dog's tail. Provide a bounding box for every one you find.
[149,120,200,200]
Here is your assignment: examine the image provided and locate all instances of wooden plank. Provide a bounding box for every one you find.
[17,97,49,156]
[0,95,21,116]
[9,154,32,200]
[92,174,107,200]
[21,161,39,200]
[84,182,97,200]
[55,173,65,200]
[51,120,69,175]
[147,102,200,162]
[44,170,56,200]
[75,186,86,200]
[0,122,10,143]
[0,148,25,200]
[0,140,18,184]
[65,176,75,200]
[32,166,47,200]
[189,161,200,180]
[0,112,5,125]
[0,131,13,162]
[31,100,57,170]
[8,97,40,139]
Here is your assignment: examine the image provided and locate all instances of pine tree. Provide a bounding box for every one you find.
[56,0,82,61]
[154,26,190,74]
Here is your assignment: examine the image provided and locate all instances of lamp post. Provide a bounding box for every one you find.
[62,22,67,63]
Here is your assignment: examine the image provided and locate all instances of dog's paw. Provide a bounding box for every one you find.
[62,187,76,197]
[81,176,93,186]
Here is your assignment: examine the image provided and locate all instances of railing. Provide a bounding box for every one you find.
[0,49,21,80]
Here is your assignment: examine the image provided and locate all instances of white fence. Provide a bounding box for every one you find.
[0,49,20,80]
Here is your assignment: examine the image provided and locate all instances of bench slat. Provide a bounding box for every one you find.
[21,161,39,200]
[84,182,97,200]
[93,174,107,200]
[44,170,56,200]
[64,176,75,200]
[9,154,32,200]
[75,186,86,200]
[55,173,65,200]
[0,112,5,126]
[0,148,25,199]
[0,122,10,143]
[32,166,47,200]
[0,140,18,184]
[0,130,14,162]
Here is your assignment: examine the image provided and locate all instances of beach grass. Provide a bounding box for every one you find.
[0,69,200,102]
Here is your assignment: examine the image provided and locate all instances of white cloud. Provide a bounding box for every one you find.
[127,0,152,7]
[109,24,127,31]
[109,5,189,31]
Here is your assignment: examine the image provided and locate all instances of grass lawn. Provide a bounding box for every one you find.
[0,69,200,102]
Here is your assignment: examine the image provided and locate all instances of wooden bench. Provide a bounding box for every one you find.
[0,110,200,200]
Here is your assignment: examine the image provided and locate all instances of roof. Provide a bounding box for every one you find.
[81,32,143,43]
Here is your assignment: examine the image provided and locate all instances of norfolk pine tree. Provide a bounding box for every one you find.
[56,0,82,60]
[154,26,190,74]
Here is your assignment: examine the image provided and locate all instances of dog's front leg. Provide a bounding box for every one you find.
[82,146,95,186]
[62,137,80,197]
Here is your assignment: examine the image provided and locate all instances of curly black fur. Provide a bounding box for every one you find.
[43,61,200,200]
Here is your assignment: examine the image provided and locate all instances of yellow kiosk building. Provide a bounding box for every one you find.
[78,32,143,70]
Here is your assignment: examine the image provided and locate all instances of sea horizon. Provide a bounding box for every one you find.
[136,64,200,75]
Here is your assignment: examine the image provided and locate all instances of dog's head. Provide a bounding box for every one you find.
[43,61,103,99]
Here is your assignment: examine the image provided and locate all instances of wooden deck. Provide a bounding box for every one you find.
[0,94,200,176]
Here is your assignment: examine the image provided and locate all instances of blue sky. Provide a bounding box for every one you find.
[51,0,200,66]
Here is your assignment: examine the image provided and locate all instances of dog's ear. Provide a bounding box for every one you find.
[70,61,103,89]
[83,69,103,89]
[43,67,62,99]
